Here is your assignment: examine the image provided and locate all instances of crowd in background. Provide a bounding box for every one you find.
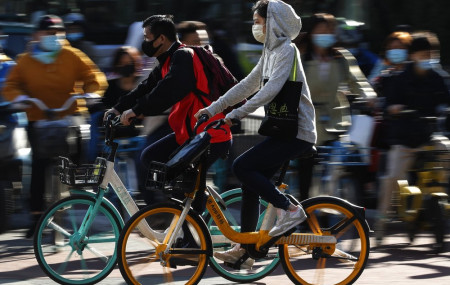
[0,2,449,247]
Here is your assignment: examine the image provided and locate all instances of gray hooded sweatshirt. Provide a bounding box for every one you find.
[205,0,317,144]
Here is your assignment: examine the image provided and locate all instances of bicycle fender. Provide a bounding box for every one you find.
[300,195,372,233]
[69,189,125,227]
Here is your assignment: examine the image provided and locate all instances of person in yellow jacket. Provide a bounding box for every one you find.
[1,15,107,238]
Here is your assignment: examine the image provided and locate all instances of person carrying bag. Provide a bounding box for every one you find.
[195,0,317,265]
[258,48,302,138]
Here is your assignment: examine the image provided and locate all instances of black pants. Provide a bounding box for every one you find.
[140,132,231,214]
[233,137,314,233]
[26,120,81,212]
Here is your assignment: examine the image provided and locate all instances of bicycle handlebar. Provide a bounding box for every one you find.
[9,94,100,113]
[193,113,235,137]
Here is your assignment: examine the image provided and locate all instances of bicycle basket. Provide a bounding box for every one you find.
[146,161,199,194]
[59,156,107,187]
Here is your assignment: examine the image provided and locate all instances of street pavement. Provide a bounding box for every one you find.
[0,210,449,284]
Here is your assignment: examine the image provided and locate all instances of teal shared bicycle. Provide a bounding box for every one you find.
[33,114,280,285]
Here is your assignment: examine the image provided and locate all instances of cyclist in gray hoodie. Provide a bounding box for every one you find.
[195,0,317,267]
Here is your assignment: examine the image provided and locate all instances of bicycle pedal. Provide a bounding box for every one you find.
[224,261,241,270]
[168,257,197,268]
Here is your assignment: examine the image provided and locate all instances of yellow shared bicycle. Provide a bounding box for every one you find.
[117,116,371,285]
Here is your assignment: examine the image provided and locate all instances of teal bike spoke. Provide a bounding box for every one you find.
[57,249,75,275]
[87,236,118,243]
[79,254,89,274]
[86,245,109,263]
[47,220,72,238]
[68,208,80,233]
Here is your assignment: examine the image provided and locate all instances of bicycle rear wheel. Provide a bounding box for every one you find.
[204,188,280,282]
[280,196,370,285]
[34,195,122,285]
[118,202,211,285]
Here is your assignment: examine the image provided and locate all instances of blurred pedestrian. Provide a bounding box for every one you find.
[368,31,412,87]
[0,35,15,90]
[336,18,379,77]
[88,46,143,160]
[296,13,376,201]
[1,15,107,238]
[375,32,450,246]
[63,12,96,64]
[176,21,209,46]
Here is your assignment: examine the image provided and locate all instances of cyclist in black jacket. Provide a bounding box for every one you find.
[103,15,232,212]
[376,32,450,242]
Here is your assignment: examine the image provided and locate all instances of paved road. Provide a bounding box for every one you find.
[0,211,449,284]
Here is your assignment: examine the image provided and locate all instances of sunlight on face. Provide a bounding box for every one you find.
[253,11,266,34]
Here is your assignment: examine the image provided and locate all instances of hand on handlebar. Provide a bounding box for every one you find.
[103,108,120,121]
[194,108,212,120]
[387,104,405,115]
[120,109,136,126]
[223,117,233,126]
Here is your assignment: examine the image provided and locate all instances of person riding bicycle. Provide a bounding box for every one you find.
[103,15,232,213]
[195,0,316,265]
[1,14,107,238]
[376,31,450,241]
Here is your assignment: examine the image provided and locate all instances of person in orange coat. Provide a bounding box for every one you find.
[1,15,107,238]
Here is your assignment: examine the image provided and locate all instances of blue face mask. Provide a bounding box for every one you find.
[39,35,62,52]
[312,34,336,49]
[66,32,84,42]
[386,49,408,64]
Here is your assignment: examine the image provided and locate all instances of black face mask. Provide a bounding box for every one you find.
[116,64,135,77]
[141,37,162,57]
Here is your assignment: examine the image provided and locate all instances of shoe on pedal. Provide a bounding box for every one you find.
[214,245,254,269]
[269,206,307,237]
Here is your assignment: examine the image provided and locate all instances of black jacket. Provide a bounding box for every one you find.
[383,62,450,147]
[384,62,450,117]
[114,42,196,116]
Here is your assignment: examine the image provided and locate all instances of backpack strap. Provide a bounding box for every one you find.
[193,88,209,107]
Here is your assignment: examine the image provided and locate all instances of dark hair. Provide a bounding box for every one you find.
[176,21,207,41]
[252,0,269,19]
[111,46,142,73]
[409,31,439,54]
[142,15,177,42]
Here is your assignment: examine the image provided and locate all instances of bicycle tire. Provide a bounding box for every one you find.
[118,202,212,285]
[204,188,280,283]
[280,196,370,285]
[34,195,122,285]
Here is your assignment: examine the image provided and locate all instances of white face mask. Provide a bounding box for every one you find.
[39,35,62,52]
[252,24,265,43]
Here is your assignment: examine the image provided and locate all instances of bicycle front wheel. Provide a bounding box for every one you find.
[118,202,212,285]
[204,188,280,282]
[34,195,122,285]
[280,196,370,285]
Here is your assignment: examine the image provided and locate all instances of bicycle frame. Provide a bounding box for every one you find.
[68,159,163,249]
[203,185,337,253]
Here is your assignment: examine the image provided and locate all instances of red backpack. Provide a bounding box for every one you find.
[187,45,245,114]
